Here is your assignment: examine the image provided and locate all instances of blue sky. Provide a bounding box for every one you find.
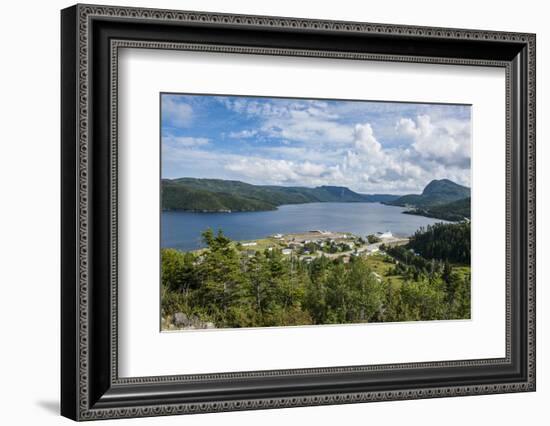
[161,94,471,194]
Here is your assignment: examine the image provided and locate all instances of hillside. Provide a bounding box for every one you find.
[162,177,471,215]
[162,178,400,212]
[162,182,277,212]
[407,221,471,264]
[385,179,470,208]
[403,197,471,222]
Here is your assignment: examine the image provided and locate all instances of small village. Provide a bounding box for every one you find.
[164,220,471,331]
[237,229,409,264]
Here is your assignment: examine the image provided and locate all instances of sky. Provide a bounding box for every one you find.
[161,93,471,194]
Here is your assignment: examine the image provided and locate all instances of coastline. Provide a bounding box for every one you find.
[162,201,467,224]
[161,202,448,252]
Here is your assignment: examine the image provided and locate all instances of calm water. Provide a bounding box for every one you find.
[161,202,447,251]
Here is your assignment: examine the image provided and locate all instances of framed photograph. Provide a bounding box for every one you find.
[61,4,536,421]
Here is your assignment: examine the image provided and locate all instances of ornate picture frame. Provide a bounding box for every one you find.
[61,4,535,421]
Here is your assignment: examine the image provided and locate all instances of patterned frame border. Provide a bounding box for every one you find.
[71,4,535,420]
[109,40,512,383]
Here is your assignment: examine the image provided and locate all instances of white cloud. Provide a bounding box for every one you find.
[221,98,290,119]
[300,161,328,177]
[353,123,384,159]
[225,158,298,183]
[225,158,322,184]
[222,98,353,144]
[339,122,456,193]
[162,96,472,193]
[262,110,353,144]
[228,129,258,139]
[162,135,209,147]
[217,123,432,191]
[162,117,471,193]
[162,133,470,193]
[162,96,193,127]
[395,117,419,137]
[221,156,349,187]
[396,114,471,167]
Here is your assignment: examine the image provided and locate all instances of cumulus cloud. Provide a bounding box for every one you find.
[224,157,344,187]
[396,115,471,168]
[338,122,450,192]
[162,94,472,193]
[353,123,384,159]
[162,124,471,192]
[162,96,193,127]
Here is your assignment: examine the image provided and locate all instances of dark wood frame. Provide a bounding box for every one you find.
[61,4,536,421]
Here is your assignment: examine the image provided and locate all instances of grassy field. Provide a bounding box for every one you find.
[235,237,287,253]
[363,253,471,289]
[188,237,286,255]
[364,253,405,288]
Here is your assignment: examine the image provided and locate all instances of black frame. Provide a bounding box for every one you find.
[61,4,536,421]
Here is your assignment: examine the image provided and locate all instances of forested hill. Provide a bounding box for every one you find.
[161,178,400,212]
[385,179,470,208]
[404,197,471,222]
[384,179,471,222]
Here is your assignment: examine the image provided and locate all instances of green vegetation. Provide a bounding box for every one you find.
[404,197,471,222]
[385,179,470,207]
[161,177,400,212]
[162,177,471,224]
[161,223,471,329]
[408,221,470,264]
[383,179,471,222]
[363,254,405,287]
[366,234,382,244]
[162,181,276,212]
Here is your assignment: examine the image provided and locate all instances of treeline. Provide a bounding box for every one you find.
[162,181,276,212]
[162,177,401,212]
[162,226,471,329]
[381,244,470,319]
[383,244,445,278]
[404,197,471,222]
[407,222,470,264]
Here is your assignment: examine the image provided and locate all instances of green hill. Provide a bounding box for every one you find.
[162,182,277,212]
[161,178,400,212]
[386,179,470,208]
[162,177,470,214]
[404,197,471,222]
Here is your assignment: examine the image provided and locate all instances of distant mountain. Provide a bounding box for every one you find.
[314,185,369,202]
[385,179,470,208]
[361,193,403,203]
[161,178,400,212]
[404,197,471,222]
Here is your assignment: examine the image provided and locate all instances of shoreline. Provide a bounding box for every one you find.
[162,203,450,252]
[163,200,395,214]
[162,201,467,223]
[166,230,410,263]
